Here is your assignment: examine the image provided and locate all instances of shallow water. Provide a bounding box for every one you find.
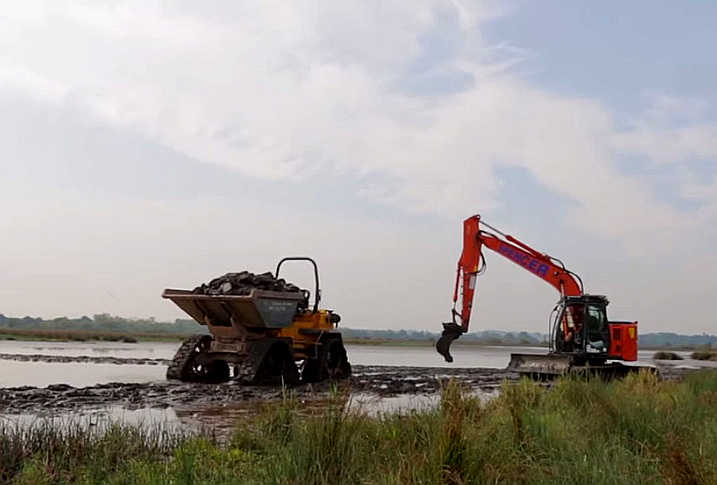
[0,339,549,366]
[0,360,167,388]
[0,340,713,389]
[0,339,178,359]
[0,391,464,438]
[0,406,178,429]
[0,341,530,388]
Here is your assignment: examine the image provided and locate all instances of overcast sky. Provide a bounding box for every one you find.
[1,1,716,335]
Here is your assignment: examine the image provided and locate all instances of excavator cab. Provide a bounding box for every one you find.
[554,294,640,362]
[506,295,638,376]
[552,295,611,360]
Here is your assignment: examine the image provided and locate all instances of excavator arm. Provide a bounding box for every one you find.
[436,214,583,362]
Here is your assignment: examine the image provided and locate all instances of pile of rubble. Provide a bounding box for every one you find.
[192,271,302,296]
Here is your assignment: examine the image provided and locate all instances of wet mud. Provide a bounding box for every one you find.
[0,352,513,413]
[0,353,698,415]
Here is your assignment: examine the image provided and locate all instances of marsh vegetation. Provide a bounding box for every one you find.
[2,371,717,484]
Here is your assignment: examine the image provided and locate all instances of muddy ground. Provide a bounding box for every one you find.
[0,353,693,414]
[0,353,512,413]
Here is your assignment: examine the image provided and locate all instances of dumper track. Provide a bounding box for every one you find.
[166,335,209,381]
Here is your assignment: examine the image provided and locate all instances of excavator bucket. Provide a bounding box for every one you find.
[436,322,464,363]
[507,353,572,377]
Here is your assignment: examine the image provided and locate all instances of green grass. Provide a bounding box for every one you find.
[3,372,717,484]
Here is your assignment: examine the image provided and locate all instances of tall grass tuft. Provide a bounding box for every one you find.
[439,380,469,483]
[0,419,182,484]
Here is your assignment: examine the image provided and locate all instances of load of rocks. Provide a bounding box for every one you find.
[192,271,302,296]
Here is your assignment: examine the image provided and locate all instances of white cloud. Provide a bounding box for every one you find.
[611,93,717,166]
[1,1,717,333]
[3,0,713,255]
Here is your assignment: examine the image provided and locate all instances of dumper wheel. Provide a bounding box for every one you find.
[302,338,351,383]
[252,341,300,386]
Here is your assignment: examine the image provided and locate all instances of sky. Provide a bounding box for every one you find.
[1,1,716,335]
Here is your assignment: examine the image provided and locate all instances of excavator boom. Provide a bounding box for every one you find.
[437,214,582,362]
[436,214,639,377]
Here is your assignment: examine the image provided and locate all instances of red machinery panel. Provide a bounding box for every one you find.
[608,322,638,361]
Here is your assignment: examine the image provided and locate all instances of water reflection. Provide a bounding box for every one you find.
[0,391,461,441]
[0,360,166,388]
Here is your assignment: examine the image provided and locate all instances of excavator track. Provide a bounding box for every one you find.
[507,352,655,380]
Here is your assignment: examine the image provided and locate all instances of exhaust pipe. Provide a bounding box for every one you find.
[436,322,464,363]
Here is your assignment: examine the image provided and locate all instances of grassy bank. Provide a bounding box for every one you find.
[2,371,717,484]
[691,350,717,361]
[653,351,684,360]
[0,328,188,343]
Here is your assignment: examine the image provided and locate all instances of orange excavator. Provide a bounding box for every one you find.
[436,214,639,376]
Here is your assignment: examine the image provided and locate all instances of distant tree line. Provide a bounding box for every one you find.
[0,313,203,335]
[0,313,714,348]
[639,332,717,349]
[341,329,717,348]
[340,328,546,346]
[0,314,544,344]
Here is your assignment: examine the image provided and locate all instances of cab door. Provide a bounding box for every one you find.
[555,302,585,353]
[584,304,610,355]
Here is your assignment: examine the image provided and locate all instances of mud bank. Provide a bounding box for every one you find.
[0,362,513,414]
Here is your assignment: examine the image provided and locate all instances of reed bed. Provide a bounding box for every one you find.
[691,350,717,361]
[652,351,684,360]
